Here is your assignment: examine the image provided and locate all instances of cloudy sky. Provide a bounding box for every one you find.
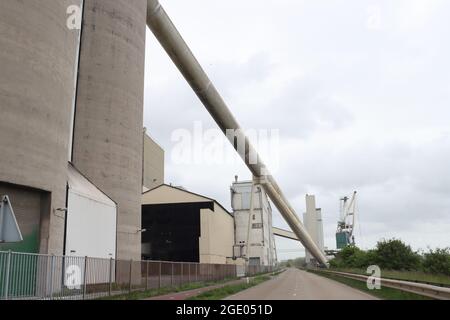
[143,0,450,260]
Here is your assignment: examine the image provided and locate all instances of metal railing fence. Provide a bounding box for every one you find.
[0,251,274,300]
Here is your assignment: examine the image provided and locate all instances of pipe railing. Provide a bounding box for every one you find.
[146,0,328,266]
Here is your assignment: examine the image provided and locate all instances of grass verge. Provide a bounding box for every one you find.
[330,268,450,287]
[309,270,433,300]
[98,278,236,300]
[188,275,272,300]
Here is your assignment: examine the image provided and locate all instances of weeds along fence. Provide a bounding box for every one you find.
[0,251,276,300]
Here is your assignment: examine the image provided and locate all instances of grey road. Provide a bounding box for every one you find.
[226,268,378,300]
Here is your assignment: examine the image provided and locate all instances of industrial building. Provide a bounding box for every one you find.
[141,184,235,265]
[231,179,277,267]
[303,195,325,266]
[0,0,147,260]
[0,0,325,269]
[142,130,165,192]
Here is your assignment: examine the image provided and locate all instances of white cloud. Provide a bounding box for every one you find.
[145,0,450,260]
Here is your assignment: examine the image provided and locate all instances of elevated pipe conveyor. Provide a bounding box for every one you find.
[146,0,328,267]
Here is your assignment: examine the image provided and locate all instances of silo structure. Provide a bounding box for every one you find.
[72,0,147,260]
[0,0,82,254]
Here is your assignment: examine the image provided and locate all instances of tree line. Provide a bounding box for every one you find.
[329,238,450,276]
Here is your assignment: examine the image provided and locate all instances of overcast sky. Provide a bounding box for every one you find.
[143,0,450,260]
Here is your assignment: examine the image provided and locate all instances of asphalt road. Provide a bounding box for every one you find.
[225,268,378,300]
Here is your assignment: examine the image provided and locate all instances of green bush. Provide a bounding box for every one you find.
[374,239,421,270]
[422,248,450,276]
[329,246,372,269]
[328,237,450,277]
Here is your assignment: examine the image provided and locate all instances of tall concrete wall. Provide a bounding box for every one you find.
[143,130,164,191]
[72,0,147,260]
[0,0,82,254]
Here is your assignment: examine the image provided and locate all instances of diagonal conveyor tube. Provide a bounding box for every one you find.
[146,0,328,266]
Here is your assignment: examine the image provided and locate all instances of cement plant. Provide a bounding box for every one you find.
[0,0,449,304]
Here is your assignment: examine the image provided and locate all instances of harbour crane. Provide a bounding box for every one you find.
[335,191,357,249]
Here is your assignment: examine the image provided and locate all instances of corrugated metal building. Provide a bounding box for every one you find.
[141,185,235,265]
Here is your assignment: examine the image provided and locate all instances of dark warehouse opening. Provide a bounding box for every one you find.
[141,202,214,262]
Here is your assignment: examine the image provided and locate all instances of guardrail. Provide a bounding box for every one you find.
[315,269,450,300]
[0,251,276,300]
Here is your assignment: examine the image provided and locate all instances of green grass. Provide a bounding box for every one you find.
[309,270,433,300]
[331,268,450,286]
[189,275,272,300]
[98,278,236,300]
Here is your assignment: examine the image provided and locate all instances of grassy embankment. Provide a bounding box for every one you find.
[309,269,433,300]
[330,268,450,286]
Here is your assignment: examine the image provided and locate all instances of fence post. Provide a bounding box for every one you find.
[49,255,55,299]
[171,263,174,287]
[158,262,162,289]
[181,263,183,286]
[188,264,191,283]
[145,261,149,291]
[82,256,88,300]
[195,264,198,282]
[109,258,113,297]
[128,260,132,293]
[4,250,12,300]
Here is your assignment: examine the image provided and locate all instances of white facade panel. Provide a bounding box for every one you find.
[66,165,117,259]
[66,192,117,259]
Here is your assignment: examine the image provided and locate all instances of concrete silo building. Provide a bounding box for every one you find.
[303,195,325,266]
[0,0,147,261]
[0,0,83,255]
[71,0,147,261]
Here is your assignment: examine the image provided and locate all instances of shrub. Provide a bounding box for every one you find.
[422,248,450,276]
[373,239,421,271]
[329,246,372,269]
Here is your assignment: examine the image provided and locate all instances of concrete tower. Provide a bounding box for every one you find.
[0,0,82,254]
[303,195,325,266]
[72,0,147,260]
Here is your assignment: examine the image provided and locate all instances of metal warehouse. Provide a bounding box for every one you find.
[141,185,236,265]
